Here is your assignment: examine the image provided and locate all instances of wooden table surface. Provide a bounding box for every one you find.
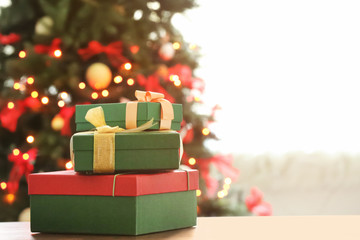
[1,216,360,240]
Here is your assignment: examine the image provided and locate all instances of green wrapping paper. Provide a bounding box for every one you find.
[72,131,181,173]
[75,102,183,131]
[31,192,197,235]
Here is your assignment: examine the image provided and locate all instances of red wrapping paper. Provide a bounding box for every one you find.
[28,170,198,197]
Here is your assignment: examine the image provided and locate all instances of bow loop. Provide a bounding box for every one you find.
[135,90,165,102]
[85,106,107,129]
[85,106,154,133]
[134,90,174,124]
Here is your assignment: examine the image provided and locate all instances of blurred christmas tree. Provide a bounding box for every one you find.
[0,0,271,221]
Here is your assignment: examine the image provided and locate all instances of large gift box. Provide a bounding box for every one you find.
[72,131,181,173]
[29,170,198,235]
[75,96,182,131]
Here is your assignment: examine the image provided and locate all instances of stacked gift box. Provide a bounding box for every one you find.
[28,91,199,235]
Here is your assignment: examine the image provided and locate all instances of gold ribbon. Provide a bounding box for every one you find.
[126,90,174,130]
[70,106,154,173]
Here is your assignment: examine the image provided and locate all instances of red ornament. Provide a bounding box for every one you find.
[23,97,42,111]
[182,127,194,144]
[136,74,175,103]
[245,187,263,210]
[0,97,44,132]
[136,74,147,86]
[34,38,62,56]
[7,148,37,194]
[130,45,140,54]
[167,64,192,88]
[0,33,21,45]
[245,187,272,216]
[59,106,75,136]
[252,202,272,216]
[196,154,240,197]
[78,41,128,67]
[0,101,26,132]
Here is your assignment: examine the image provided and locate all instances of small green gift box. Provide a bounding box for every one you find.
[29,170,198,235]
[75,102,182,131]
[72,131,181,173]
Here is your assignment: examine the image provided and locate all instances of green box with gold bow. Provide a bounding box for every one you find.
[71,131,181,173]
[75,91,183,131]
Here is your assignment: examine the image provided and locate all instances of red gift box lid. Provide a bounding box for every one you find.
[28,170,198,197]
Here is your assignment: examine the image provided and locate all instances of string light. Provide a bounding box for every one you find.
[5,193,15,204]
[91,92,98,99]
[114,76,123,84]
[223,184,230,191]
[78,82,86,89]
[223,189,229,196]
[19,85,25,91]
[23,153,29,160]
[53,49,62,58]
[0,182,6,190]
[27,77,34,85]
[124,62,132,70]
[188,157,196,165]
[173,42,181,50]
[130,45,140,54]
[224,177,232,185]
[26,135,34,144]
[174,79,181,87]
[41,97,49,104]
[102,90,109,97]
[217,190,225,199]
[13,82,20,90]
[60,92,68,99]
[127,78,135,86]
[189,43,197,50]
[31,91,39,98]
[169,75,179,82]
[58,100,65,107]
[18,50,26,58]
[13,149,20,156]
[202,127,210,136]
[196,189,201,197]
[65,161,73,170]
[7,102,15,109]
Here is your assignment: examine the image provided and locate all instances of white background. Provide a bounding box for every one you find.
[173,0,360,153]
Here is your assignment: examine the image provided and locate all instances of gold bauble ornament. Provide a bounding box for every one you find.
[86,63,112,90]
[51,114,64,131]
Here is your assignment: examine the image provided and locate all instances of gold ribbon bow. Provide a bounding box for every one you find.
[71,106,154,173]
[126,90,174,130]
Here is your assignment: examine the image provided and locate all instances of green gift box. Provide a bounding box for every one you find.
[71,131,181,173]
[29,170,198,235]
[75,102,182,131]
